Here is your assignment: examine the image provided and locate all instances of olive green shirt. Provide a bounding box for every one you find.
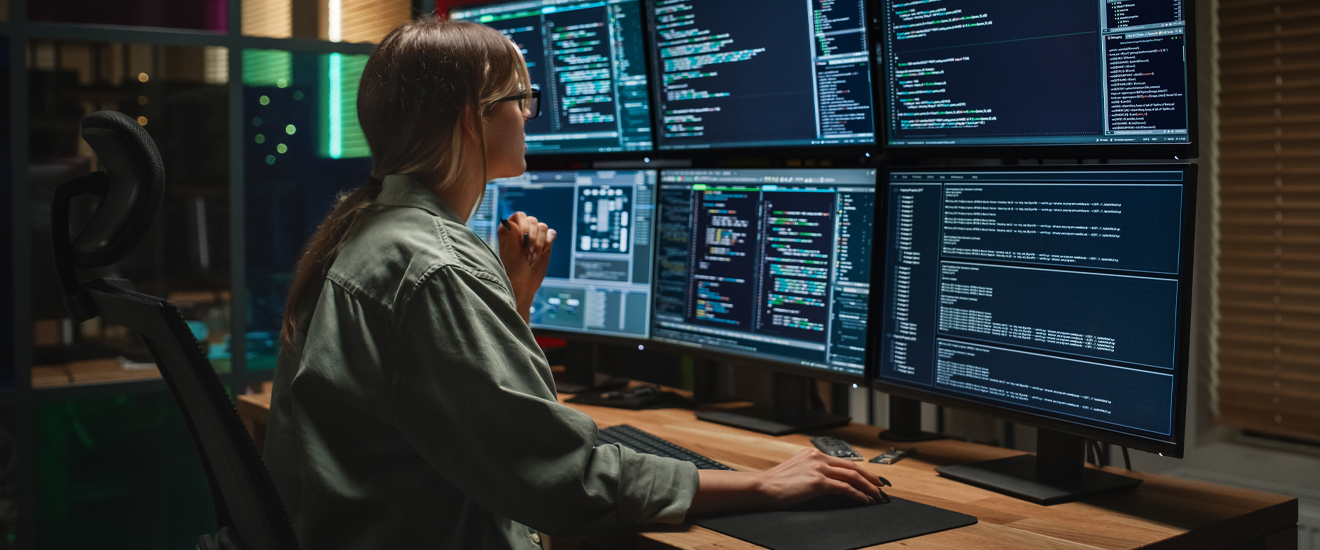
[263,175,699,550]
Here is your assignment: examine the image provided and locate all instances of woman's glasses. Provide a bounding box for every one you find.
[495,87,541,121]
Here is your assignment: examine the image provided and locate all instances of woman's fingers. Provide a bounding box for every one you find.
[809,448,887,503]
[497,212,556,266]
[497,212,526,257]
[497,212,521,238]
[523,215,542,262]
[535,222,550,251]
[820,463,882,500]
[752,447,894,509]
[823,454,889,488]
[822,479,874,505]
[524,215,541,243]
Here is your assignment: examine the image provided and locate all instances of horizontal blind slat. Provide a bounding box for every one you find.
[1218,341,1320,366]
[1216,406,1320,443]
[1218,364,1320,384]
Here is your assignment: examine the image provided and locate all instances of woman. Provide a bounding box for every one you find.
[263,17,886,550]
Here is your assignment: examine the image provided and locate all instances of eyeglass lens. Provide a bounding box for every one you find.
[525,94,539,120]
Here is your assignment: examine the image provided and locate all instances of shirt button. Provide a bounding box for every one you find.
[531,532,541,545]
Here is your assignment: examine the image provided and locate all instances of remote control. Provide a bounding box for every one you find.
[810,436,864,461]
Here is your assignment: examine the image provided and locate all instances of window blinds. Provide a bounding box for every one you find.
[1215,0,1320,443]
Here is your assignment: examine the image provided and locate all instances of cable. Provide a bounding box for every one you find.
[1122,446,1132,470]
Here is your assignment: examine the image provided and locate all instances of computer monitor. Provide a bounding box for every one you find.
[652,167,875,387]
[450,0,654,155]
[645,0,878,153]
[872,164,1197,503]
[879,0,1197,158]
[469,170,658,341]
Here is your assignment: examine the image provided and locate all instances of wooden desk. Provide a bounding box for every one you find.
[565,397,1299,550]
[235,384,1298,550]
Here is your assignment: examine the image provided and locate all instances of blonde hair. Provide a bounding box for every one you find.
[281,17,531,352]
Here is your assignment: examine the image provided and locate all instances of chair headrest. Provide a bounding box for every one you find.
[72,111,167,268]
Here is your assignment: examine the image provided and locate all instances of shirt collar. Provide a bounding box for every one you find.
[377,174,464,225]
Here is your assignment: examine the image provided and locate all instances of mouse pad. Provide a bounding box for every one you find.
[691,496,977,550]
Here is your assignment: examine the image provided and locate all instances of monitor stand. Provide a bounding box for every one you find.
[935,428,1142,505]
[878,395,946,442]
[695,373,850,436]
[554,342,630,394]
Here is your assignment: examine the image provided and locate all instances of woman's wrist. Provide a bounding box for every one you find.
[746,471,776,508]
[515,294,533,322]
[690,470,774,516]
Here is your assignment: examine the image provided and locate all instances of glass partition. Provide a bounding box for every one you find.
[242,0,412,42]
[27,41,232,386]
[28,0,228,31]
[243,49,371,370]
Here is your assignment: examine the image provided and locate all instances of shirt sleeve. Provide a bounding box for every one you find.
[387,264,699,536]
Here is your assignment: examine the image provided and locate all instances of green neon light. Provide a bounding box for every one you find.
[329,53,342,159]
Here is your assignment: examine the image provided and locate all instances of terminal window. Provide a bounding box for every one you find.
[653,169,876,375]
[875,168,1190,444]
[470,170,657,338]
[881,0,1191,148]
[451,0,653,154]
[647,0,877,150]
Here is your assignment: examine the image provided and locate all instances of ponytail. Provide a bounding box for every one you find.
[279,177,383,352]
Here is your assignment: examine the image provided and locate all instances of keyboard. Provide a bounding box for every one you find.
[597,424,734,471]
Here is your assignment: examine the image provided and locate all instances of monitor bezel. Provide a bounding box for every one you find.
[645,337,867,384]
[645,167,879,386]
[641,0,884,159]
[531,326,652,347]
[876,0,1200,160]
[448,0,664,161]
[868,163,1197,459]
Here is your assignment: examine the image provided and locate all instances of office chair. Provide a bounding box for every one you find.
[50,111,299,550]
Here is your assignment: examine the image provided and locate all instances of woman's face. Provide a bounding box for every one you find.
[483,90,528,181]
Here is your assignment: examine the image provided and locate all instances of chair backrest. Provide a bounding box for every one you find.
[50,111,299,550]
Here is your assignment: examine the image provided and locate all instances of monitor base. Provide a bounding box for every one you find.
[556,372,631,395]
[936,429,1141,505]
[697,407,850,436]
[566,387,692,410]
[878,429,946,443]
[937,455,1141,505]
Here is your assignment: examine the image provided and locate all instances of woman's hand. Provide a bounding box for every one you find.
[688,448,890,516]
[751,448,889,508]
[497,212,556,322]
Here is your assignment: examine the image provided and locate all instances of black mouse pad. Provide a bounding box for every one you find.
[692,496,977,550]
